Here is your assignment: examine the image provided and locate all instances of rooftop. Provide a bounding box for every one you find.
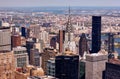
[109,59,120,65]
[13,46,26,51]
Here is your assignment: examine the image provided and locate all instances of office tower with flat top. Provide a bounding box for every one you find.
[55,55,79,79]
[59,30,65,53]
[0,28,11,51]
[91,16,101,53]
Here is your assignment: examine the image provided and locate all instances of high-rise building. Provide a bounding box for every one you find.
[0,20,2,26]
[79,33,88,57]
[39,30,49,44]
[59,30,65,53]
[26,39,35,61]
[0,51,15,79]
[55,55,79,79]
[11,26,20,35]
[108,33,114,53]
[86,53,108,79]
[46,58,55,76]
[105,59,120,79]
[29,25,40,38]
[91,16,101,53]
[21,27,26,37]
[26,28,30,38]
[41,48,56,74]
[13,46,29,68]
[30,49,41,67]
[0,29,11,51]
[64,8,76,54]
[50,36,57,49]
[11,34,21,48]
[79,60,85,79]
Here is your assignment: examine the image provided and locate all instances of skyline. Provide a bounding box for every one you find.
[0,0,120,7]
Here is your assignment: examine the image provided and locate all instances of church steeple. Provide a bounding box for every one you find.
[66,7,73,33]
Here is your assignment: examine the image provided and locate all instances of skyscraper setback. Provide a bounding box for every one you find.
[91,16,101,53]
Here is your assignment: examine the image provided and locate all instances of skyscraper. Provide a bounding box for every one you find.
[59,30,65,53]
[46,58,55,76]
[65,7,74,42]
[0,51,15,79]
[79,33,88,57]
[64,7,76,53]
[26,39,35,61]
[91,16,101,53]
[11,34,21,48]
[0,20,2,26]
[0,28,11,51]
[50,36,57,49]
[21,27,26,37]
[105,60,120,79]
[41,48,56,74]
[55,55,79,79]
[108,33,114,53]
[13,46,29,68]
[39,30,49,44]
[86,53,108,79]
[30,48,41,67]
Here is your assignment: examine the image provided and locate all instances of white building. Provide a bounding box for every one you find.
[13,46,29,68]
[0,29,11,51]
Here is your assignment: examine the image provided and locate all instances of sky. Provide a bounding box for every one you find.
[0,0,120,7]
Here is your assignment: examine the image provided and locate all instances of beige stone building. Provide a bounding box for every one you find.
[15,65,44,79]
[0,51,15,79]
[86,53,108,79]
[41,48,57,74]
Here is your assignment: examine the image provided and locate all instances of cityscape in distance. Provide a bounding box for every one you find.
[0,0,120,79]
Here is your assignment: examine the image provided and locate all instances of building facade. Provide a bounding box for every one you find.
[59,30,65,53]
[0,29,11,51]
[46,58,55,76]
[13,46,29,68]
[86,54,108,79]
[30,49,40,67]
[91,16,101,53]
[11,34,21,48]
[0,51,15,79]
[79,33,88,57]
[108,33,114,53]
[41,48,56,74]
[105,61,120,79]
[21,27,26,37]
[55,55,79,79]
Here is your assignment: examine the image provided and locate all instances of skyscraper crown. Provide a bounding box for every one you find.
[66,7,73,33]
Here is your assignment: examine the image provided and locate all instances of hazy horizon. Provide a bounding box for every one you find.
[0,0,120,7]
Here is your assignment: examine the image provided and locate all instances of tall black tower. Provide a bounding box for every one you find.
[108,33,114,53]
[79,33,88,57]
[55,55,79,79]
[21,27,26,37]
[91,16,101,53]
